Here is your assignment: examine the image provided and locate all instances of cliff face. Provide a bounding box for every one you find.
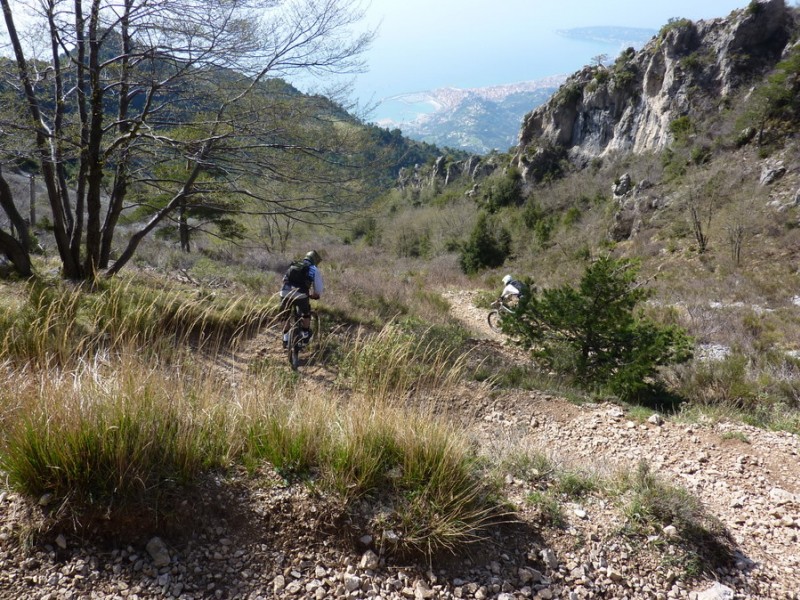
[514,0,794,178]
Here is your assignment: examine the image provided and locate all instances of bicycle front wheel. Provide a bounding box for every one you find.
[487,310,503,333]
[308,312,320,348]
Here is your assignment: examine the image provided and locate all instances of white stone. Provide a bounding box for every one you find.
[360,550,380,570]
[343,574,362,592]
[695,582,734,600]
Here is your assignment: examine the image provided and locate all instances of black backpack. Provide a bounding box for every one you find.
[510,279,528,298]
[285,260,311,288]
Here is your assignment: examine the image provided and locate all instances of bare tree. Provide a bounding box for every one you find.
[0,0,373,279]
[724,183,763,268]
[686,170,724,255]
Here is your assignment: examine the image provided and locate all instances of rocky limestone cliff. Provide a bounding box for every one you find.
[514,0,795,180]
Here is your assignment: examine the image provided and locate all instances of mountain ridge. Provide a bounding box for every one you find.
[513,0,796,180]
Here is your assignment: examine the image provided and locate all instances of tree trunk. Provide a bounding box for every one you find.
[0,169,30,254]
[1,0,82,279]
[179,199,190,253]
[29,174,35,227]
[0,229,31,276]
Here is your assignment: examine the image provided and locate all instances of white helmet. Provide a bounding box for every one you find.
[502,274,512,285]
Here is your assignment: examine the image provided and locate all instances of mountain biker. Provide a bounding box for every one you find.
[499,274,527,306]
[281,250,324,348]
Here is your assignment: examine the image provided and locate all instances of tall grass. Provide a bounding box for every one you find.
[0,323,499,557]
[0,357,232,504]
[335,323,468,400]
[0,275,275,366]
[241,393,501,554]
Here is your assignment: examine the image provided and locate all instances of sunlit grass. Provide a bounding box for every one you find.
[0,274,275,367]
[0,315,500,557]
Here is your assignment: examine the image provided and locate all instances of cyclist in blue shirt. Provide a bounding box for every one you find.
[280,250,324,347]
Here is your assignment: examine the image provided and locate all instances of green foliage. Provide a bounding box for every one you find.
[505,256,693,399]
[746,0,763,15]
[678,353,759,408]
[661,146,688,180]
[554,470,598,498]
[669,116,693,143]
[335,324,466,398]
[554,82,583,107]
[525,491,565,526]
[593,68,610,85]
[690,144,712,165]
[563,206,582,227]
[658,18,693,39]
[522,198,555,245]
[612,48,639,90]
[618,461,733,574]
[760,46,800,124]
[0,276,273,366]
[0,368,230,505]
[459,212,512,274]
[395,227,431,258]
[521,142,568,184]
[481,167,523,212]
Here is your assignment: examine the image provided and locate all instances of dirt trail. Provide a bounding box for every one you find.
[444,288,800,598]
[2,291,798,599]
[189,289,800,596]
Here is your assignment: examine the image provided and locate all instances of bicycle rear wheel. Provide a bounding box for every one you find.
[487,310,503,333]
[286,307,302,370]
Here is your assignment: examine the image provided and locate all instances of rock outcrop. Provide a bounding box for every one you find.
[397,155,498,191]
[514,0,793,177]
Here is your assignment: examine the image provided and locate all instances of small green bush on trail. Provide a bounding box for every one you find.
[505,256,693,399]
[616,461,735,575]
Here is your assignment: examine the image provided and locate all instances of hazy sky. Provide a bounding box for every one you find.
[353,0,754,106]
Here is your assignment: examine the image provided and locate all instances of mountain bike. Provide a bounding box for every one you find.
[487,298,514,333]
[285,304,320,370]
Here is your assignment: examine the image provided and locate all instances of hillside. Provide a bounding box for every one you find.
[0,286,797,598]
[2,1,800,599]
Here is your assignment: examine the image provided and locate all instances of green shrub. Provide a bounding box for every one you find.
[505,256,693,399]
[593,69,610,85]
[525,491,564,526]
[482,168,523,211]
[690,145,712,165]
[459,212,512,274]
[554,82,582,107]
[522,199,555,246]
[658,18,693,40]
[746,0,763,15]
[680,354,758,408]
[351,216,381,246]
[563,206,582,226]
[395,227,431,259]
[669,116,693,143]
[618,461,733,574]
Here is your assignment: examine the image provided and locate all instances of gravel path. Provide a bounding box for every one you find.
[1,290,798,599]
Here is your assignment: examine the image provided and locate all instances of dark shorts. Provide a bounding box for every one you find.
[280,289,311,317]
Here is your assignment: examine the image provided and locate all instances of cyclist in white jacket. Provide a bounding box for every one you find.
[500,274,524,304]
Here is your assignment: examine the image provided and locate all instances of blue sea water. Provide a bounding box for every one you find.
[365,27,656,125]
